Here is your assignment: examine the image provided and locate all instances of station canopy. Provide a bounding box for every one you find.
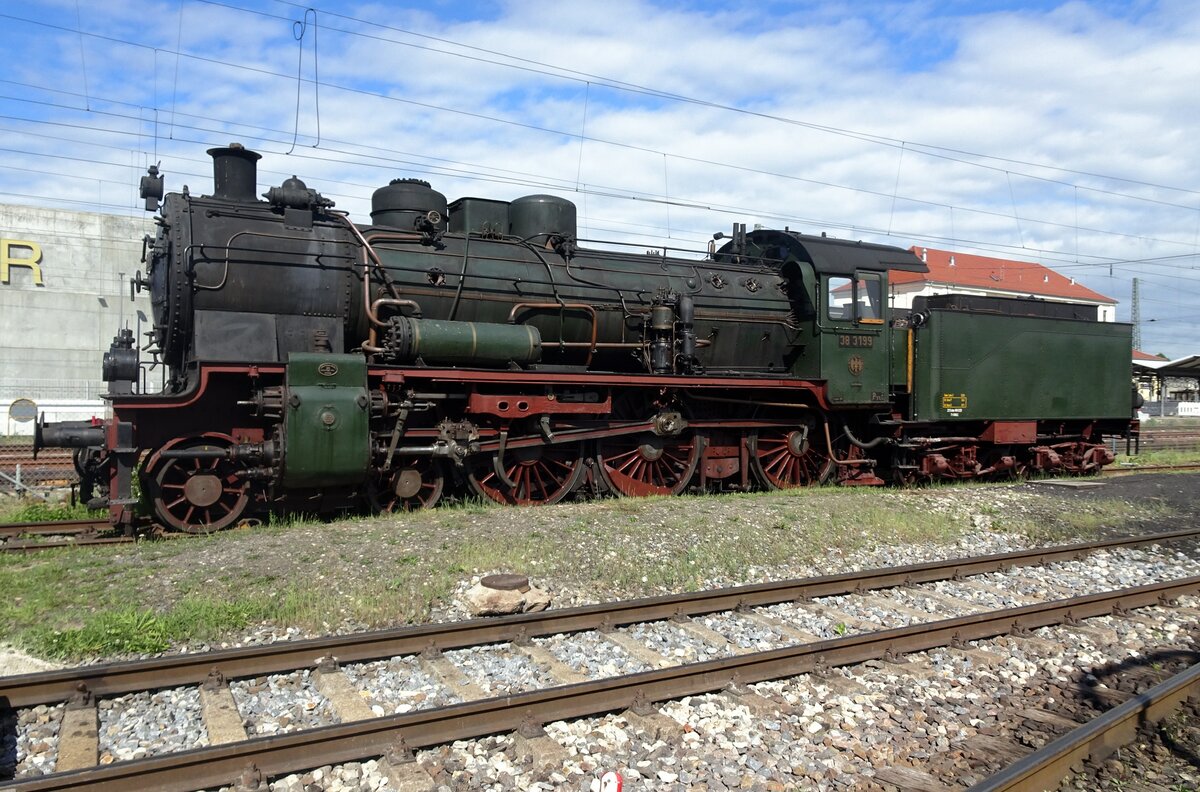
[1132,354,1200,379]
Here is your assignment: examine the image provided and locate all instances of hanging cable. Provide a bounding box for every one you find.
[1006,171,1024,248]
[286,7,321,154]
[73,1,90,111]
[169,1,184,139]
[888,142,906,236]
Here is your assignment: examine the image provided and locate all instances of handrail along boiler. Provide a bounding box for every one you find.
[36,145,1138,532]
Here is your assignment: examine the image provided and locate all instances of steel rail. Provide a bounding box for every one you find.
[2,527,1198,709]
[968,660,1200,792]
[1103,463,1200,474]
[0,536,135,553]
[0,519,110,538]
[8,576,1200,792]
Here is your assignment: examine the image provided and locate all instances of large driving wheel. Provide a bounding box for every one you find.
[143,434,249,533]
[369,457,445,512]
[749,420,833,489]
[596,403,701,497]
[467,439,585,505]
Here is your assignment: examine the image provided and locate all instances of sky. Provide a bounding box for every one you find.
[1,0,1197,357]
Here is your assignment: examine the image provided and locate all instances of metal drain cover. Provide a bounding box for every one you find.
[481,573,530,592]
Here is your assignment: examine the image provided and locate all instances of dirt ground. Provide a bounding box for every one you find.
[1024,472,1200,532]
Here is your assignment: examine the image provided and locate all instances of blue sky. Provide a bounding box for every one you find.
[1,0,1198,357]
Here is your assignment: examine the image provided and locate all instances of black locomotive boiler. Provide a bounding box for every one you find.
[37,145,1137,533]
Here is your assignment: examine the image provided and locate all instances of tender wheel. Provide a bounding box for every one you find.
[749,423,832,489]
[369,457,445,512]
[596,407,701,496]
[143,435,249,533]
[468,440,585,505]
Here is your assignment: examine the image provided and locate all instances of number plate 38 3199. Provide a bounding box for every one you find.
[837,334,873,348]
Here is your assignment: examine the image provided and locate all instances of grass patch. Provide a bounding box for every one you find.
[0,480,1181,661]
[0,499,99,523]
[1115,448,1200,467]
[25,595,286,660]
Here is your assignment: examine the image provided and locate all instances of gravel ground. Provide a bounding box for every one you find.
[342,655,457,715]
[2,473,1198,791]
[533,631,651,679]
[3,473,1198,675]
[230,669,340,736]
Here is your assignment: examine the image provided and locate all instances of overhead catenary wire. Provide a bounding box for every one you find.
[247,0,1200,200]
[2,9,1199,222]
[0,5,1196,322]
[2,86,1197,259]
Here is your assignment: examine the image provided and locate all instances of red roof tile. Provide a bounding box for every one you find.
[893,247,1115,304]
[1133,349,1169,361]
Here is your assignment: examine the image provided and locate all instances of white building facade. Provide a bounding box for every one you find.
[1,204,153,430]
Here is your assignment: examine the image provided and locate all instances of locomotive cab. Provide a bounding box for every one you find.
[713,229,926,402]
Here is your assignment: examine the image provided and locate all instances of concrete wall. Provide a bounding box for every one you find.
[0,204,153,399]
[2,399,106,437]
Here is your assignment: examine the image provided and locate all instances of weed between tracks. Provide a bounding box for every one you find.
[0,483,1181,662]
[0,500,98,523]
[1115,449,1200,467]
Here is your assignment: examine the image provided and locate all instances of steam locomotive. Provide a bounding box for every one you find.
[36,145,1137,533]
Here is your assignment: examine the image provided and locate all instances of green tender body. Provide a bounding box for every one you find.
[282,353,370,488]
[910,310,1133,422]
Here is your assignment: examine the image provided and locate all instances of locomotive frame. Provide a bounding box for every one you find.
[35,145,1137,533]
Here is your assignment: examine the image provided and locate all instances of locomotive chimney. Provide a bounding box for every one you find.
[207,143,262,202]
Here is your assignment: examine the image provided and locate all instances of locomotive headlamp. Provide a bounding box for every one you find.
[139,163,164,212]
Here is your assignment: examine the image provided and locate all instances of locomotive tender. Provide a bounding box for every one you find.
[37,145,1136,533]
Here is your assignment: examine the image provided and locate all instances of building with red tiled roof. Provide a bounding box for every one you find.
[891,247,1118,321]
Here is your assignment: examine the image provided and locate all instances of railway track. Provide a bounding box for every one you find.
[1103,461,1200,474]
[2,528,1198,790]
[0,519,131,553]
[970,659,1200,791]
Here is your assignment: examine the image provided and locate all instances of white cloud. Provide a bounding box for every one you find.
[1,0,1197,355]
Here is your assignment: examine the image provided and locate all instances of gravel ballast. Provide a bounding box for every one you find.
[1,473,1198,791]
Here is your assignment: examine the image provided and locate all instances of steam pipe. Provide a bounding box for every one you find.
[509,302,598,367]
[843,423,891,450]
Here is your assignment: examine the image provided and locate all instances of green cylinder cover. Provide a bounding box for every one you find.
[282,353,370,488]
[390,317,541,366]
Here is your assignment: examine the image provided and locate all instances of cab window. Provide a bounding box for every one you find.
[826,276,853,321]
[855,273,883,322]
[827,273,883,323]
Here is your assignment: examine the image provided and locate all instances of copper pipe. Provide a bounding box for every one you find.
[370,297,422,326]
[334,213,385,325]
[509,302,598,368]
[365,297,423,353]
[365,231,427,245]
[821,422,870,466]
[335,214,422,326]
[553,341,641,348]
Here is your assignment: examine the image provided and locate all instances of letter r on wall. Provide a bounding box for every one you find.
[1,239,44,285]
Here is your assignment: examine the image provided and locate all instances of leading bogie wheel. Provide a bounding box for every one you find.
[369,456,446,512]
[143,435,249,533]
